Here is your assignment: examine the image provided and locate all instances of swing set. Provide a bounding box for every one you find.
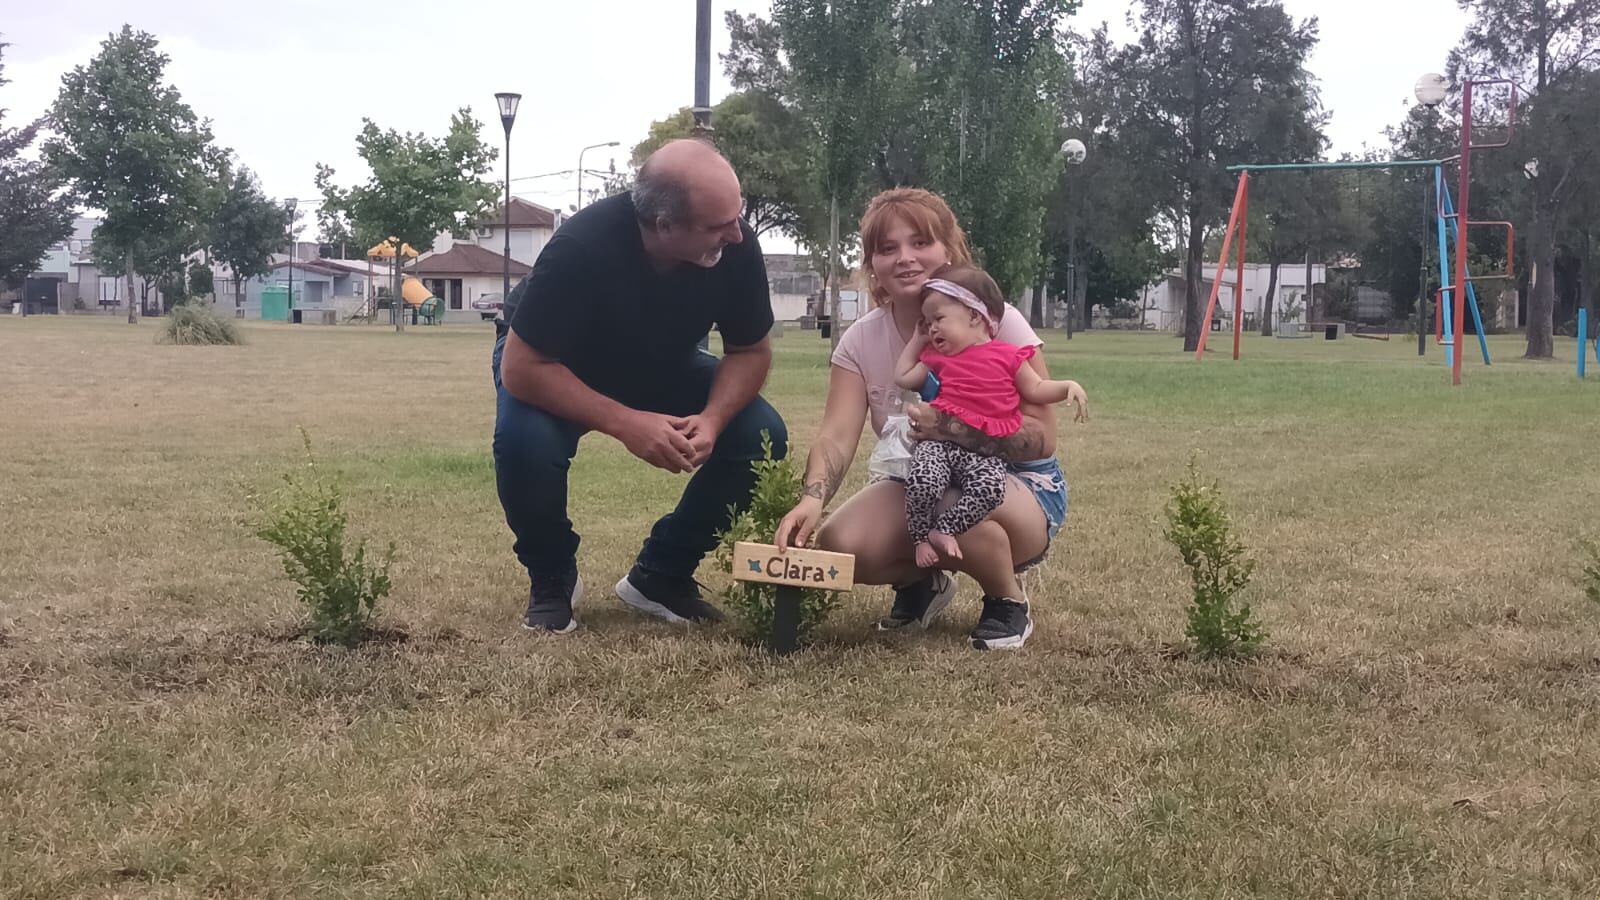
[1195,78,1520,386]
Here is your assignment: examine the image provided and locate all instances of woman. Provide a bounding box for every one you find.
[774,188,1069,651]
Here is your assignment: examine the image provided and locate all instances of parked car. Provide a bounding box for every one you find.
[472,292,503,321]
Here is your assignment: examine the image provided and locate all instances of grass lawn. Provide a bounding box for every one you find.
[2,314,1598,899]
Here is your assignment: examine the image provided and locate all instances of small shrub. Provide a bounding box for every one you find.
[251,431,394,646]
[713,433,840,645]
[1581,538,1600,607]
[1164,457,1264,659]
[159,299,242,346]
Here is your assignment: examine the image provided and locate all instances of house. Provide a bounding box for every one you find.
[409,244,532,322]
[240,259,378,320]
[1138,262,1328,332]
[6,217,107,314]
[365,198,551,322]
[763,253,860,322]
[764,254,820,321]
[7,216,247,316]
[460,198,559,267]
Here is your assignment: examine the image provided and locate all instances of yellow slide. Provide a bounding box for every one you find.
[400,276,432,308]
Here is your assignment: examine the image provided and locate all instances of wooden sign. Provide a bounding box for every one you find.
[732,542,855,590]
[732,542,857,655]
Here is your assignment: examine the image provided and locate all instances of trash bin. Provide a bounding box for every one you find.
[818,314,831,339]
[291,309,303,324]
[1324,324,1339,340]
[260,286,289,321]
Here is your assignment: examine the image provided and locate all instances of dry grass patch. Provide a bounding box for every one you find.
[2,317,1599,898]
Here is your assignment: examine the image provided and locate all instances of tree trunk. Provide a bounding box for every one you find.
[126,260,137,325]
[1065,215,1076,340]
[1305,249,1315,324]
[1582,229,1596,339]
[828,192,842,353]
[1078,279,1092,332]
[1260,256,1280,336]
[1029,282,1044,328]
[394,253,406,334]
[1522,9,1554,359]
[1523,202,1555,358]
[1182,208,1205,352]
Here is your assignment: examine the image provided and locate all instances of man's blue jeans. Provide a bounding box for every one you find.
[492,334,787,582]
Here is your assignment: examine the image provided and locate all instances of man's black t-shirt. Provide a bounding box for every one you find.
[506,192,772,398]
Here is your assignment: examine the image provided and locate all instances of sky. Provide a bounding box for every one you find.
[3,0,1471,237]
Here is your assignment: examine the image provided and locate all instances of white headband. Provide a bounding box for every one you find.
[924,278,997,336]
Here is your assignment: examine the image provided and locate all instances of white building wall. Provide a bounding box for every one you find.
[1140,264,1327,332]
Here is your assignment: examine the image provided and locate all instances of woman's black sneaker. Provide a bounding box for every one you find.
[969,596,1032,650]
[876,570,956,631]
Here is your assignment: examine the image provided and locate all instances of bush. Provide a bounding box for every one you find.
[251,431,394,646]
[1164,457,1264,659]
[1581,539,1600,607]
[159,299,243,346]
[713,433,840,646]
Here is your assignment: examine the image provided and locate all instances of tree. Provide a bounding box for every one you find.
[630,90,820,240]
[1105,0,1321,351]
[1452,0,1600,357]
[210,162,290,310]
[45,26,214,323]
[316,109,498,330]
[771,0,899,349]
[314,110,499,257]
[1556,70,1600,331]
[731,1,1075,339]
[1044,26,1174,331]
[890,0,1075,301]
[0,40,77,294]
[1235,90,1327,335]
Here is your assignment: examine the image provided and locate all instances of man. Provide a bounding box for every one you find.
[491,139,785,634]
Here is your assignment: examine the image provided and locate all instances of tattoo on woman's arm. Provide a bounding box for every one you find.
[929,411,1047,462]
[802,447,849,504]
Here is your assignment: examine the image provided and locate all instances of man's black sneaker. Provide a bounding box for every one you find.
[523,567,583,634]
[969,596,1033,651]
[876,570,956,631]
[615,566,725,624]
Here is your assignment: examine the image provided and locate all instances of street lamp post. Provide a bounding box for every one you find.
[1060,138,1087,339]
[494,92,521,308]
[693,0,713,135]
[285,197,297,324]
[1413,73,1447,357]
[576,141,620,213]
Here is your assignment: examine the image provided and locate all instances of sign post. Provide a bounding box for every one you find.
[731,542,856,654]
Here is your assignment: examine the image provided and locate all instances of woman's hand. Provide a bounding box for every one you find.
[904,400,939,435]
[774,496,825,549]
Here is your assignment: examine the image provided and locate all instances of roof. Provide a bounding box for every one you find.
[316,258,381,275]
[478,197,558,230]
[412,243,532,277]
[268,259,351,278]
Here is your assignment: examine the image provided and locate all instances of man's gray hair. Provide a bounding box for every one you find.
[632,156,694,230]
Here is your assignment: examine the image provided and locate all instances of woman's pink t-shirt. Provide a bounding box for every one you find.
[831,304,1043,438]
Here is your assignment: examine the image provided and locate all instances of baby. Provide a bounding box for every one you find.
[894,265,1087,567]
